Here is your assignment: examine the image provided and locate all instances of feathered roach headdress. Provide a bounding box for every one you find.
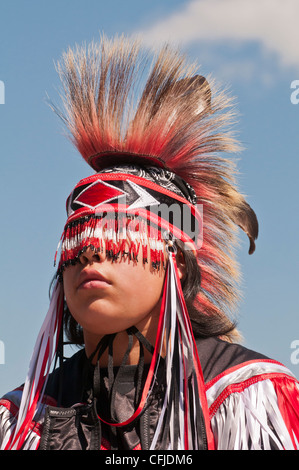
[8,35,258,450]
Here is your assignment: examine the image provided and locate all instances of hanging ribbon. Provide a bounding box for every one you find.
[94,247,214,449]
[6,281,64,450]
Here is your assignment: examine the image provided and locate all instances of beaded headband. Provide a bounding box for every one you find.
[55,166,202,275]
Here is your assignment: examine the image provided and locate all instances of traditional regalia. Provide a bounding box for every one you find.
[1,35,299,450]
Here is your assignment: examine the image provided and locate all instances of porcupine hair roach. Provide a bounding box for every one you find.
[52,34,258,343]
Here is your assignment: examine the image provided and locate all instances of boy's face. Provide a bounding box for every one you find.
[63,243,168,341]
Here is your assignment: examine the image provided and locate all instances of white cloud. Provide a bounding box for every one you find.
[134,0,299,74]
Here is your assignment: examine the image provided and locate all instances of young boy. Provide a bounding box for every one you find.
[1,35,298,450]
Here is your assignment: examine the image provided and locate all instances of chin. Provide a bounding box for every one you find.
[81,314,130,336]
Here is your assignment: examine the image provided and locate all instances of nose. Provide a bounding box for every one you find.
[78,246,103,265]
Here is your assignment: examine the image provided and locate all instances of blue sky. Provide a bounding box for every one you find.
[0,0,299,396]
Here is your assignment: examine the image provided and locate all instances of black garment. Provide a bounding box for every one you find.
[41,359,166,450]
[39,337,267,450]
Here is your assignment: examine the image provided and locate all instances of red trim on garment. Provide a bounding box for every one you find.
[209,372,298,418]
[0,390,58,443]
[205,359,287,391]
[273,376,299,448]
[0,392,57,421]
[0,398,20,418]
[0,399,41,441]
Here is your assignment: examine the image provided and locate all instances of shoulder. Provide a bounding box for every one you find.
[0,349,87,449]
[0,387,56,450]
[196,336,270,382]
[0,349,87,409]
[197,337,299,450]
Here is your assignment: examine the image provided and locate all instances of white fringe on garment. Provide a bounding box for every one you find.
[208,366,299,450]
[0,394,41,450]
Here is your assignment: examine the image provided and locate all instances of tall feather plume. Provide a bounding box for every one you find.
[52,34,258,336]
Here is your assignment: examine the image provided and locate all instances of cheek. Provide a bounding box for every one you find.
[117,266,165,313]
[62,268,77,306]
[62,265,95,319]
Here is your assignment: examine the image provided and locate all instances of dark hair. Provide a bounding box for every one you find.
[176,240,237,340]
[62,240,237,346]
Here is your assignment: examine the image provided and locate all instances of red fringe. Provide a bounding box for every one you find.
[56,215,166,273]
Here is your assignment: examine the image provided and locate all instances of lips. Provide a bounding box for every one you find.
[77,269,112,290]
